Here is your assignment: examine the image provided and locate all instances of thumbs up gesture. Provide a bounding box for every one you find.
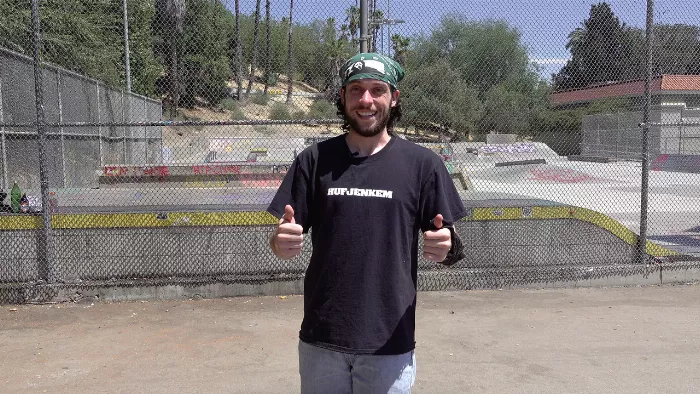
[270,205,304,260]
[423,214,452,263]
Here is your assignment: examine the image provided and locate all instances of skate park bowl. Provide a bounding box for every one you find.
[1,139,699,302]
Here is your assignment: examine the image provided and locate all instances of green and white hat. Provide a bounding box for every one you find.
[339,52,405,89]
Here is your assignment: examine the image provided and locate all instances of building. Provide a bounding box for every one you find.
[550,75,700,161]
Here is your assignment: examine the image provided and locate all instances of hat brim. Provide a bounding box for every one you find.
[342,73,396,89]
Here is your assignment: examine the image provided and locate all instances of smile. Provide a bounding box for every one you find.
[356,111,376,119]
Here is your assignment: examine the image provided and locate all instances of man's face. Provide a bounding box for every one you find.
[341,79,399,137]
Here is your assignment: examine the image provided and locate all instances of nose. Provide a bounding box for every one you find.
[359,89,373,105]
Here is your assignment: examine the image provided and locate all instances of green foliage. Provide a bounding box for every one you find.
[221,98,246,120]
[409,17,531,95]
[306,99,336,120]
[0,0,160,96]
[401,59,482,139]
[292,110,307,119]
[555,2,700,90]
[269,102,292,120]
[251,92,270,105]
[402,17,546,139]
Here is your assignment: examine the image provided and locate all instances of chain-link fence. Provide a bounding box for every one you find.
[1,0,699,302]
[0,47,163,190]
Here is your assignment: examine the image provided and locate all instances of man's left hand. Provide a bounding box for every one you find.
[423,214,452,262]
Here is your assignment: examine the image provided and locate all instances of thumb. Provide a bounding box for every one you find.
[432,214,443,230]
[283,205,296,224]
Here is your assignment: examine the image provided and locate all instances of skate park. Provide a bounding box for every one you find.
[2,132,699,303]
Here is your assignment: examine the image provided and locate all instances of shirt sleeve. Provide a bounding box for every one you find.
[419,158,468,233]
[266,152,313,233]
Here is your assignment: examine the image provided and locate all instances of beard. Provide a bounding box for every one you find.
[344,107,391,137]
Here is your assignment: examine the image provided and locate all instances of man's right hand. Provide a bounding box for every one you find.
[270,205,304,260]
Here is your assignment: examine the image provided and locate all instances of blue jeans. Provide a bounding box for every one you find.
[298,340,416,394]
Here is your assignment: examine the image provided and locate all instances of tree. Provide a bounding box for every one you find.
[652,24,700,75]
[403,16,546,139]
[286,0,294,103]
[344,6,360,50]
[401,60,482,140]
[391,34,410,66]
[125,0,161,97]
[245,0,262,98]
[370,9,384,52]
[480,73,549,135]
[179,0,230,107]
[0,0,159,95]
[554,2,627,90]
[555,2,700,91]
[155,0,186,118]
[231,0,243,100]
[263,0,272,95]
[410,17,532,95]
[322,18,351,100]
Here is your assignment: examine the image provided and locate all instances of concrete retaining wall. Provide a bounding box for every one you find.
[3,208,698,303]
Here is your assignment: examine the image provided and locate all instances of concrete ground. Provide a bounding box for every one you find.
[2,283,699,394]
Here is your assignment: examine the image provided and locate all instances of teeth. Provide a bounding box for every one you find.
[359,112,375,116]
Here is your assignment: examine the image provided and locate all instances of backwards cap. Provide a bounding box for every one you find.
[339,52,405,89]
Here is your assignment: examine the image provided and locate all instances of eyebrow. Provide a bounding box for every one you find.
[347,82,389,89]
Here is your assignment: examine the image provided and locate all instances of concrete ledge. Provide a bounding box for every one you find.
[568,155,618,163]
[1,275,305,304]
[417,261,700,291]
[494,159,547,167]
[3,263,698,304]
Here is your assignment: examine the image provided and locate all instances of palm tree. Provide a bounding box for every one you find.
[245,0,262,98]
[326,36,349,101]
[345,6,360,50]
[391,34,410,66]
[263,0,272,95]
[156,0,186,118]
[232,0,243,100]
[286,0,294,104]
[371,9,384,53]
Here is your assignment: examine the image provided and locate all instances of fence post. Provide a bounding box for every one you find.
[122,90,127,163]
[123,0,132,93]
[97,82,103,168]
[31,0,56,283]
[143,96,148,164]
[637,0,654,265]
[56,69,66,188]
[360,0,369,53]
[0,68,7,191]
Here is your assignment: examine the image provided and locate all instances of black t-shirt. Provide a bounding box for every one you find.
[267,134,467,355]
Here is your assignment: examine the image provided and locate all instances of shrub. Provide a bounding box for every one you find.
[269,103,292,120]
[251,92,269,105]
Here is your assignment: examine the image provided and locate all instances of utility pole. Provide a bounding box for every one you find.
[123,0,131,92]
[360,0,368,53]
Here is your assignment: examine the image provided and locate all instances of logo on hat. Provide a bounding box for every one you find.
[344,61,364,79]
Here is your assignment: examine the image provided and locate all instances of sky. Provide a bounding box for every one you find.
[236,0,700,80]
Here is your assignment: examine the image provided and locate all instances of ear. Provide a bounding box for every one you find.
[391,89,400,107]
[340,87,346,106]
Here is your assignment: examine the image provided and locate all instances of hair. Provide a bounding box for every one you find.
[335,88,403,135]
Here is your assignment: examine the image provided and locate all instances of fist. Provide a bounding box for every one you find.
[270,205,304,260]
[423,214,452,262]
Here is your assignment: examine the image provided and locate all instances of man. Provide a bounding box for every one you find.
[267,52,466,393]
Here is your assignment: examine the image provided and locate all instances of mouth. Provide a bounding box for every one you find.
[355,110,377,120]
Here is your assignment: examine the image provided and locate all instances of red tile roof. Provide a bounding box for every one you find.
[550,75,700,106]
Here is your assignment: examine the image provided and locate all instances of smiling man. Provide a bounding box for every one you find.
[268,53,467,393]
